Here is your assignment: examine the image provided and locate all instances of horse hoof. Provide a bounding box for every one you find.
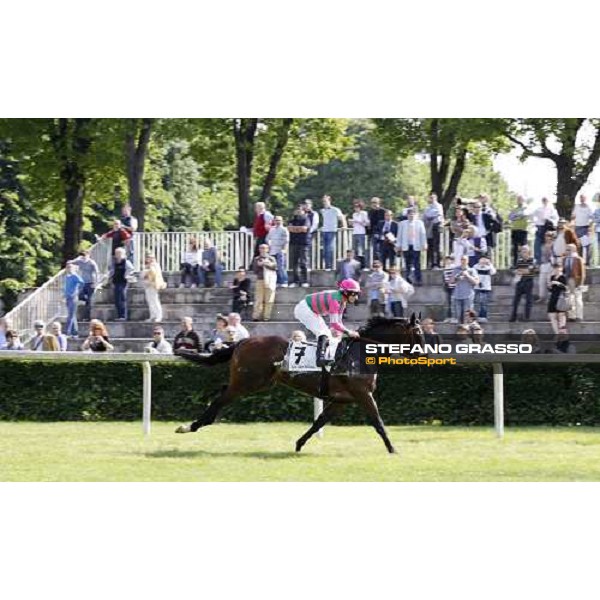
[388,447,397,454]
[295,442,302,453]
[175,424,192,434]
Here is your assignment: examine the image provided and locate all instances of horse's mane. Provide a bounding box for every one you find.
[359,316,409,335]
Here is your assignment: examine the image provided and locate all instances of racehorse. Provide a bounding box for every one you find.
[175,315,423,453]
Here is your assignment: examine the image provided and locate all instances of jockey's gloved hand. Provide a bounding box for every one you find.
[346,330,360,339]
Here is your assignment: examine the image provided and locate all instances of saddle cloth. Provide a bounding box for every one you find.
[283,341,338,372]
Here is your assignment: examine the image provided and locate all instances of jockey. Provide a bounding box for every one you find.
[293,278,361,367]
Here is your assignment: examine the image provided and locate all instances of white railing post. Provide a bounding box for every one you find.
[142,361,152,437]
[493,363,504,439]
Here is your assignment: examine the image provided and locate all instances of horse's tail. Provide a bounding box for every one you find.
[175,344,238,366]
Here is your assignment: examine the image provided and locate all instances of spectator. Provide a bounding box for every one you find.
[49,321,68,351]
[547,262,568,334]
[252,201,274,256]
[64,262,84,338]
[593,203,600,261]
[266,215,290,287]
[467,200,497,247]
[42,334,60,352]
[108,247,135,321]
[366,260,389,317]
[399,196,419,221]
[302,199,319,270]
[552,327,576,354]
[421,318,442,345]
[465,225,488,267]
[533,197,559,264]
[142,254,166,323]
[227,312,250,341]
[336,249,362,284]
[455,324,470,343]
[350,199,370,269]
[375,210,398,271]
[450,206,471,238]
[288,205,310,288]
[320,195,347,271]
[396,208,427,286]
[508,195,530,267]
[291,330,307,343]
[180,238,201,288]
[470,323,485,344]
[98,219,132,256]
[478,193,503,249]
[552,218,579,262]
[3,329,24,350]
[442,255,457,323]
[521,329,542,354]
[367,197,386,263]
[563,243,585,323]
[120,204,139,264]
[0,316,9,349]
[230,267,252,318]
[145,325,173,355]
[450,255,479,324]
[571,194,593,265]
[30,320,45,351]
[81,320,114,352]
[537,231,556,302]
[473,255,496,322]
[509,246,537,323]
[452,226,471,266]
[251,243,277,322]
[204,314,232,353]
[198,239,224,288]
[385,266,414,318]
[69,250,99,321]
[173,317,202,353]
[464,309,481,333]
[423,193,444,269]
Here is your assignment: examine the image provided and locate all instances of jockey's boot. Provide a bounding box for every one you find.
[316,335,332,367]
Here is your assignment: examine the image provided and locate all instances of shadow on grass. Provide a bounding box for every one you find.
[144,449,302,460]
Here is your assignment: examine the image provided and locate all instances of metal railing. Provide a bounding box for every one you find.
[3,238,113,343]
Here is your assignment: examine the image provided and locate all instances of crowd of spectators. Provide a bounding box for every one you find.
[3,192,599,358]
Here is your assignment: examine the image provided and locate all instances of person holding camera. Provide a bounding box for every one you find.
[81,320,114,353]
[251,244,277,321]
[509,246,538,323]
[449,255,480,324]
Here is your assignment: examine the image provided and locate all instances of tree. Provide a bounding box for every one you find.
[373,119,508,209]
[504,119,600,217]
[124,118,155,231]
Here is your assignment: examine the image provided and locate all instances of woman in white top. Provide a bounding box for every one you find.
[180,238,201,288]
[143,254,167,322]
[350,199,370,269]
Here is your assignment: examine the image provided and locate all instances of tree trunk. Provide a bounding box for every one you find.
[233,118,258,227]
[125,118,154,231]
[555,157,579,218]
[50,118,93,264]
[441,146,467,210]
[260,118,293,203]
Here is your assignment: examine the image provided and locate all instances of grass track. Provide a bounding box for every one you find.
[1,422,600,481]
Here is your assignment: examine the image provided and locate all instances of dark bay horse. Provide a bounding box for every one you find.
[175,315,423,453]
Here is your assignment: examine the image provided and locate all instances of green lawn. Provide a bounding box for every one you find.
[1,422,600,481]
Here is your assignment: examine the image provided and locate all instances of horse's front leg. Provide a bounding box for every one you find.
[175,385,234,433]
[361,392,396,454]
[295,402,343,452]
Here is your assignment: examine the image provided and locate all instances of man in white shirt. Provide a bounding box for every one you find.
[533,197,559,264]
[396,208,427,285]
[422,193,444,269]
[227,312,250,341]
[302,199,319,270]
[571,194,593,265]
[320,195,347,270]
[266,215,290,286]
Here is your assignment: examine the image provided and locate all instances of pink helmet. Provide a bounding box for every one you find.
[338,279,361,295]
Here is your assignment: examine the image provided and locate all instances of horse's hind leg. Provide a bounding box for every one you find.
[361,393,396,454]
[175,385,237,433]
[295,402,343,452]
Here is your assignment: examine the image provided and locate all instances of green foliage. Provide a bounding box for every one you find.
[2,360,600,427]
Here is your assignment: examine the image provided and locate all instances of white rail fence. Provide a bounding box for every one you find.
[135,227,522,275]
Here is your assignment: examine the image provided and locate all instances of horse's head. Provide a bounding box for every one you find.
[359,313,424,349]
